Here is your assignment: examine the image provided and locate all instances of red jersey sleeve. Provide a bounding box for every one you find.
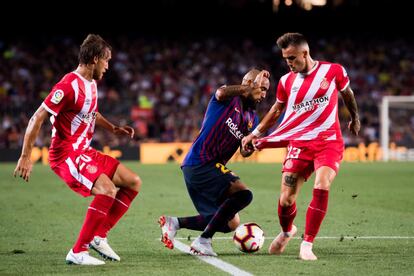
[276,80,287,103]
[42,83,73,116]
[335,64,350,92]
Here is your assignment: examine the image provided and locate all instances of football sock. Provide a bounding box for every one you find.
[73,194,114,253]
[304,188,329,243]
[201,190,253,239]
[95,188,138,238]
[178,215,208,231]
[278,199,297,233]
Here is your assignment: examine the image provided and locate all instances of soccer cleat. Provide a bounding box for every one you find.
[190,236,217,257]
[89,236,120,261]
[268,225,297,255]
[299,241,318,261]
[158,215,178,249]
[65,249,105,265]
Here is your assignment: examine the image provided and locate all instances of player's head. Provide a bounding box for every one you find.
[79,34,112,80]
[276,32,310,73]
[242,68,269,104]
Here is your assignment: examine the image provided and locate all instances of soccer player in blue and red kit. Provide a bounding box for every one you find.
[159,69,270,256]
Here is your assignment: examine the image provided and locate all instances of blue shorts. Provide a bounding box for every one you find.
[182,162,240,219]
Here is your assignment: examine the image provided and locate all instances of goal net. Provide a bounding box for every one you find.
[380,95,414,161]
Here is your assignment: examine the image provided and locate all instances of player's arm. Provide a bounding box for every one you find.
[340,85,360,136]
[13,106,49,182]
[216,70,270,101]
[95,112,134,138]
[215,85,253,101]
[241,101,286,151]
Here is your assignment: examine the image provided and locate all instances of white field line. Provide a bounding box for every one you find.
[167,236,413,275]
[176,236,414,240]
[174,240,253,276]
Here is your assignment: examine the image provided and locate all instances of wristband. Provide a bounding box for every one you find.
[252,128,262,137]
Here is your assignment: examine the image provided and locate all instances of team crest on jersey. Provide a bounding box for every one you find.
[320,78,329,90]
[284,159,293,169]
[51,90,64,104]
[86,164,98,174]
[81,112,97,124]
[248,120,253,130]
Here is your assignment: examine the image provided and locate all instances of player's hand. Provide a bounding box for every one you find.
[348,118,360,136]
[242,133,257,152]
[13,156,33,182]
[114,126,135,138]
[253,70,270,89]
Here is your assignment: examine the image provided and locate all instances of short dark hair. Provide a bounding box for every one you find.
[78,34,112,64]
[276,32,307,49]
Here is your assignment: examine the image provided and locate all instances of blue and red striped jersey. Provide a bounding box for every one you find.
[182,93,259,166]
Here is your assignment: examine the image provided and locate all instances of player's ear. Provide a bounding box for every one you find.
[92,56,99,65]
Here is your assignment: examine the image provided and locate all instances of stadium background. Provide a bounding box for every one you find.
[1,0,413,162]
[1,1,414,275]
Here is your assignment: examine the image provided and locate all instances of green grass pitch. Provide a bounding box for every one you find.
[1,162,413,275]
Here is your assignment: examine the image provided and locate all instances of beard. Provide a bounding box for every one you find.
[242,96,258,110]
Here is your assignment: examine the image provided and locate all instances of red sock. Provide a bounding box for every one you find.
[304,188,329,243]
[278,199,297,232]
[73,194,114,253]
[95,188,138,238]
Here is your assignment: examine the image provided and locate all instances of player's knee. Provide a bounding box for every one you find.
[279,193,296,207]
[94,182,117,197]
[314,178,331,190]
[93,174,117,197]
[130,175,142,192]
[241,189,253,206]
[233,189,253,207]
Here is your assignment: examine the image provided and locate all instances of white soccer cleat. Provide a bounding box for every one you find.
[158,215,178,249]
[89,236,121,261]
[268,225,297,255]
[299,241,318,261]
[190,236,217,257]
[65,249,105,265]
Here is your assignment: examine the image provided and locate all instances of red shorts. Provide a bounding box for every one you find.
[52,148,120,197]
[282,140,344,181]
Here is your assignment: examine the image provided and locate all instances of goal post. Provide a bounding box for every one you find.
[380,95,414,161]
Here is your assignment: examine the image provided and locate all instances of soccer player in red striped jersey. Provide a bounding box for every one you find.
[242,33,360,260]
[13,34,141,265]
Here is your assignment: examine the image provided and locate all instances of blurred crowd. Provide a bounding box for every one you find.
[1,35,414,150]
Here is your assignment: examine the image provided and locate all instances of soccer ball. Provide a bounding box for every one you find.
[233,222,265,253]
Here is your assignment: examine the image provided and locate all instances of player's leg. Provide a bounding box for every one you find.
[191,179,251,257]
[52,152,117,265]
[200,179,252,239]
[69,173,116,264]
[91,163,141,261]
[159,204,240,251]
[300,166,336,261]
[227,213,240,231]
[95,163,141,238]
[300,140,343,261]
[269,151,314,255]
[159,167,210,250]
[191,164,252,256]
[268,171,305,255]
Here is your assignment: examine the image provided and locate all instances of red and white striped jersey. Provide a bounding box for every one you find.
[42,71,98,167]
[256,61,349,149]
